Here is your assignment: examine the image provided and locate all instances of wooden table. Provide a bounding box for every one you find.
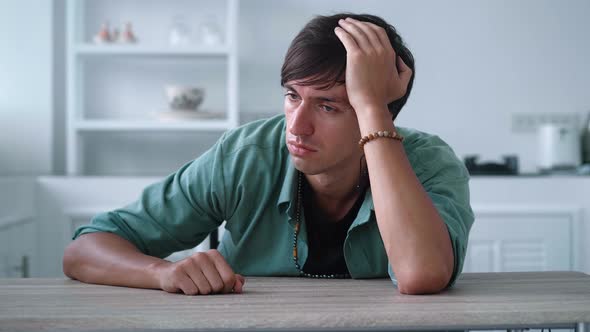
[1,271,589,331]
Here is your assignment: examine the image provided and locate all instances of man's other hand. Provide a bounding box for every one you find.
[153,249,245,295]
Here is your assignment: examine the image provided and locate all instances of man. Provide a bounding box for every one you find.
[63,13,474,296]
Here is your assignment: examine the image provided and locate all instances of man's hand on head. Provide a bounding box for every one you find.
[334,17,412,118]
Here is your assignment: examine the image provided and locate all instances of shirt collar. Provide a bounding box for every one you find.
[276,157,298,220]
[276,119,298,220]
[350,188,374,231]
[277,160,377,230]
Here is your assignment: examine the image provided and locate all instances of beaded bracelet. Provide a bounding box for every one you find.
[358,130,404,149]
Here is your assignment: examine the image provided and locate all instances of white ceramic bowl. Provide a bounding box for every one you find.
[165,85,205,111]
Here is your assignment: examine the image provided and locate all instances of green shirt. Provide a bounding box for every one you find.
[73,114,474,288]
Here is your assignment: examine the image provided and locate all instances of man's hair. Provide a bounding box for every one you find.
[280,13,415,121]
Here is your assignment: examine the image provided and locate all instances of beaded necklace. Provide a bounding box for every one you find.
[292,171,351,279]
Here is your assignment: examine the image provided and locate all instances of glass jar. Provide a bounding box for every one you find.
[169,15,192,46]
[199,16,223,45]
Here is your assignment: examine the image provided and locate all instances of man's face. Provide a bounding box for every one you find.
[283,81,363,176]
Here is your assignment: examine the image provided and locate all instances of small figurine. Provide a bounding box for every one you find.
[93,22,112,44]
[119,22,137,43]
[92,21,138,44]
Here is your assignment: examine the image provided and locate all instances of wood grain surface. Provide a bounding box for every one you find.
[0,271,589,331]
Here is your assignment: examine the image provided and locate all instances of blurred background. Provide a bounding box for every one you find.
[1,0,589,287]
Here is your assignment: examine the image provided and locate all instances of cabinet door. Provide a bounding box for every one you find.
[463,207,580,273]
[0,219,36,278]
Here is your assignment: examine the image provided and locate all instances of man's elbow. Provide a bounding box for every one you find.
[62,240,83,280]
[396,267,453,295]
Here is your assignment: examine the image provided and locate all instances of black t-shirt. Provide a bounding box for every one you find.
[301,179,367,276]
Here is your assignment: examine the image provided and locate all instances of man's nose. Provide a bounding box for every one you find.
[289,104,314,137]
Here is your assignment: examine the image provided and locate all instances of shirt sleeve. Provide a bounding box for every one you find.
[424,176,473,289]
[72,137,228,259]
[387,134,474,290]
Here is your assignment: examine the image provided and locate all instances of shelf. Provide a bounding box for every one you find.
[74,119,231,131]
[66,0,239,175]
[74,44,230,56]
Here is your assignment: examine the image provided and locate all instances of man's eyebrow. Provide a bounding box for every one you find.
[318,96,345,103]
[283,84,297,93]
[283,84,346,103]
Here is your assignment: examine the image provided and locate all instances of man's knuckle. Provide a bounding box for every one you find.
[171,264,184,275]
[223,273,236,284]
[201,286,212,295]
[177,282,191,294]
[207,249,222,259]
[211,281,224,293]
[349,49,362,58]
[192,252,206,264]
[186,287,198,296]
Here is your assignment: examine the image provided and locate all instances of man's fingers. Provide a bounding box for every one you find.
[183,260,211,295]
[334,26,358,53]
[345,18,402,84]
[338,18,373,52]
[208,250,239,294]
[397,55,410,73]
[198,254,226,294]
[175,251,244,295]
[397,56,413,83]
[233,274,245,293]
[363,21,401,80]
[365,21,392,52]
[343,17,384,52]
[176,271,200,295]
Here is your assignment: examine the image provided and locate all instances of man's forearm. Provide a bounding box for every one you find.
[63,232,168,290]
[358,108,454,295]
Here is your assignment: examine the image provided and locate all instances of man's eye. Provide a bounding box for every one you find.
[284,93,299,101]
[321,105,335,112]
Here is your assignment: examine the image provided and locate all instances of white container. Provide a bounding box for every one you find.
[165,85,205,111]
[537,124,581,171]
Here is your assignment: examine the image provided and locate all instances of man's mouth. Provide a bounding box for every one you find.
[287,140,318,156]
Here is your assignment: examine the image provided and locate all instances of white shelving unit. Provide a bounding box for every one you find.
[65,0,239,175]
[74,44,231,56]
[74,119,231,131]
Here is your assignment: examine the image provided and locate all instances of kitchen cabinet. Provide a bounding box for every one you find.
[464,206,581,273]
[3,176,589,279]
[0,178,36,278]
[0,218,35,278]
[468,176,589,274]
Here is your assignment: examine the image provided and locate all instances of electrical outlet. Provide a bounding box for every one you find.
[511,112,580,133]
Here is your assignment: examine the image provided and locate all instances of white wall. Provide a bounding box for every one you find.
[0,0,53,175]
[238,0,590,172]
[2,0,589,175]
